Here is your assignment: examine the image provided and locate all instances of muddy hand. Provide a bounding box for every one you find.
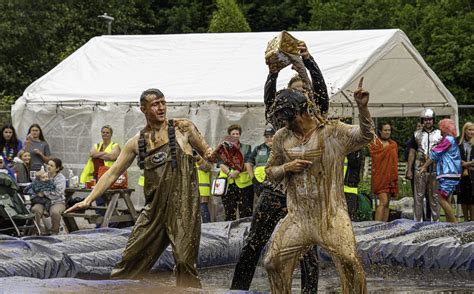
[268,62,281,74]
[354,77,369,107]
[208,149,219,163]
[297,41,310,59]
[284,159,313,173]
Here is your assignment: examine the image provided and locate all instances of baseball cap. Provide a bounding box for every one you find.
[264,127,275,136]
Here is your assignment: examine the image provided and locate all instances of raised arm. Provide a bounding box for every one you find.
[65,134,138,212]
[264,65,279,127]
[338,77,374,154]
[300,42,329,114]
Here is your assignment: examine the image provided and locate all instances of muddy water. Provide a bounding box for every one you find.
[2,264,473,293]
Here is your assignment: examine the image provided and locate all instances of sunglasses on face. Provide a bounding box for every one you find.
[423,118,433,121]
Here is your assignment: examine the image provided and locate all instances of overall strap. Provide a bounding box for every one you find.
[137,128,147,170]
[168,119,178,170]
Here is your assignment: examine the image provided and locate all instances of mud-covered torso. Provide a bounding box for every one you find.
[284,130,325,200]
[269,121,373,223]
[140,120,199,205]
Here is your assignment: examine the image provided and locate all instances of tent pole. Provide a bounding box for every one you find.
[341,91,356,122]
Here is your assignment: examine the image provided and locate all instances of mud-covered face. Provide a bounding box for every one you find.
[141,95,167,123]
[274,108,296,123]
[289,80,304,92]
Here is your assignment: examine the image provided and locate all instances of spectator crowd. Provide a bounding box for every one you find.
[0,115,472,235]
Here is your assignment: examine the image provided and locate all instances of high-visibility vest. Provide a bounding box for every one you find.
[343,157,358,194]
[253,144,271,183]
[254,165,266,183]
[196,163,211,196]
[138,175,144,186]
[218,143,252,188]
[218,169,252,188]
[80,142,119,184]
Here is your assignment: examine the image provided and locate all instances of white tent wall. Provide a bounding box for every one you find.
[12,100,267,208]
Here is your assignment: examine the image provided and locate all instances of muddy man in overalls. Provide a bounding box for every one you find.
[264,78,373,294]
[65,88,217,288]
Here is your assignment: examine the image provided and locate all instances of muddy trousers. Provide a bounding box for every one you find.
[344,192,359,222]
[231,188,319,292]
[264,211,366,294]
[414,172,440,221]
[110,206,201,288]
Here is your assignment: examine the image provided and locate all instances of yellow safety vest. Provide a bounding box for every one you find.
[218,143,253,188]
[196,163,211,197]
[218,169,252,188]
[253,144,271,183]
[138,175,144,186]
[343,157,358,194]
[80,142,118,184]
[254,165,266,183]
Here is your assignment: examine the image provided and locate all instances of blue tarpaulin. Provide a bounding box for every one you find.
[0,219,472,279]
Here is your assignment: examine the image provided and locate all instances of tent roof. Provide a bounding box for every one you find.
[20,29,457,117]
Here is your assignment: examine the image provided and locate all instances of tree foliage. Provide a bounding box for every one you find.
[0,1,472,126]
[209,0,251,32]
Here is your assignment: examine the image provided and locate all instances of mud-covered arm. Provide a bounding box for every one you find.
[303,55,329,114]
[185,121,214,162]
[264,72,278,113]
[196,155,213,172]
[65,134,139,213]
[337,81,374,154]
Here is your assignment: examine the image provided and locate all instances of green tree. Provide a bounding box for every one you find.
[150,0,215,33]
[240,0,311,31]
[209,0,251,32]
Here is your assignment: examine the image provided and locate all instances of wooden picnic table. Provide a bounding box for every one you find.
[62,188,137,232]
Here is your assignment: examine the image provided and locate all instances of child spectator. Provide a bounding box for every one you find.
[0,124,23,167]
[25,169,55,216]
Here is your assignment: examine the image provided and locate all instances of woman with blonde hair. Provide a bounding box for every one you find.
[13,150,32,183]
[80,125,121,183]
[458,121,474,221]
[419,118,461,223]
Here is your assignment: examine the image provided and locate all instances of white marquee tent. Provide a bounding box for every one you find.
[12,29,457,205]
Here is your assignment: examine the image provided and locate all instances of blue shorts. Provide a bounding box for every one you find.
[438,177,459,199]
